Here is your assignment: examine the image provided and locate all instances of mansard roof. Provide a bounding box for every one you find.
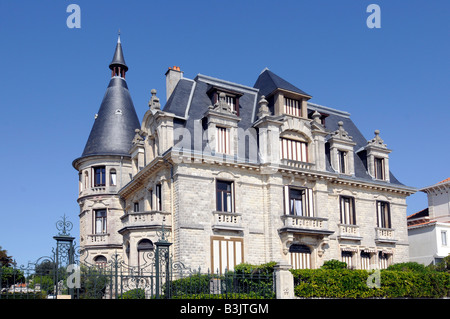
[162,69,404,186]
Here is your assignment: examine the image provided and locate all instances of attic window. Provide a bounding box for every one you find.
[115,109,122,115]
[208,87,242,115]
[284,97,302,117]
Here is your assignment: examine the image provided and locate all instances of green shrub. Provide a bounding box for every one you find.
[386,262,429,272]
[291,268,450,298]
[321,259,348,270]
[118,288,146,299]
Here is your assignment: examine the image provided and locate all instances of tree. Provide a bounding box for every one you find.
[0,246,14,267]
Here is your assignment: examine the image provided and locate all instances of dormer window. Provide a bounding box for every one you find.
[208,87,242,115]
[284,97,302,117]
[338,150,348,174]
[280,137,308,162]
[374,157,385,180]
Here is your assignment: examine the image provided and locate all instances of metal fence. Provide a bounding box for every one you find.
[1,216,275,299]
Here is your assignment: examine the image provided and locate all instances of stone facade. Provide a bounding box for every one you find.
[73,40,416,272]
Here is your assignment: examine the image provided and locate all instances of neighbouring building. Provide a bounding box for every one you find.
[73,36,416,273]
[408,178,450,265]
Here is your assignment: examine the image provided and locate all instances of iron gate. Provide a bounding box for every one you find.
[1,216,274,299]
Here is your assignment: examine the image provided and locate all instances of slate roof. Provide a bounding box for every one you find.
[80,77,140,158]
[254,68,311,98]
[74,38,140,164]
[162,68,404,187]
[109,35,128,71]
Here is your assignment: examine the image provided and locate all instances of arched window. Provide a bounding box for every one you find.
[289,244,312,269]
[94,255,107,268]
[110,169,117,186]
[137,239,154,270]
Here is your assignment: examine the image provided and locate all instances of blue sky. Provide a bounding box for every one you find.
[0,0,448,267]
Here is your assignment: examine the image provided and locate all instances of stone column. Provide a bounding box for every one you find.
[274,261,294,299]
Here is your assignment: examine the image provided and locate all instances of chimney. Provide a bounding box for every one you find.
[165,66,183,101]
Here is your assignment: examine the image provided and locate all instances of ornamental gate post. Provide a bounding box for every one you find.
[53,215,76,298]
[154,224,172,299]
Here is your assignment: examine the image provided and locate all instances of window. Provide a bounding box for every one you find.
[378,252,391,269]
[289,244,311,269]
[374,157,385,180]
[134,202,139,212]
[94,209,107,234]
[341,251,353,269]
[442,231,448,246]
[137,239,154,271]
[94,166,106,187]
[360,252,371,270]
[280,138,308,162]
[212,90,240,114]
[284,97,302,117]
[338,150,347,174]
[93,255,107,268]
[216,126,230,154]
[110,169,117,186]
[285,186,314,217]
[155,184,162,211]
[211,237,243,274]
[376,201,391,228]
[216,180,234,212]
[225,95,237,113]
[340,196,356,225]
[84,171,89,189]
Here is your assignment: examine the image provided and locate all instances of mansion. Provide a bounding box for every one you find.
[72,37,416,273]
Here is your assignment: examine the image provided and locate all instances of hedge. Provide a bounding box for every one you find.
[291,269,450,298]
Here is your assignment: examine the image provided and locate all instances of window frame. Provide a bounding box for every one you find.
[376,201,391,229]
[374,157,385,180]
[94,209,107,234]
[340,196,356,225]
[216,180,235,213]
[338,150,347,174]
[93,166,106,187]
[280,137,308,162]
[155,184,162,211]
[211,236,243,274]
[216,126,230,154]
[284,186,314,217]
[283,97,302,117]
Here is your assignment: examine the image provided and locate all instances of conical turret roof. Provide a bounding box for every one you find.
[73,36,140,166]
[109,34,128,72]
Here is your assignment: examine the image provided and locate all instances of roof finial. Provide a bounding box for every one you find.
[117,29,121,43]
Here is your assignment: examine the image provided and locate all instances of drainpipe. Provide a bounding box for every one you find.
[164,158,175,245]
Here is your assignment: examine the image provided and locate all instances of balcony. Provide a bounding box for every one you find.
[87,233,110,245]
[337,224,362,241]
[375,227,396,244]
[279,215,333,237]
[280,159,314,170]
[212,211,243,232]
[119,211,171,234]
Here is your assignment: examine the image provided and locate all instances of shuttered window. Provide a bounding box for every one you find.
[280,138,308,162]
[211,237,243,274]
[360,252,371,270]
[341,251,353,269]
[289,244,311,269]
[284,97,302,117]
[216,126,230,154]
